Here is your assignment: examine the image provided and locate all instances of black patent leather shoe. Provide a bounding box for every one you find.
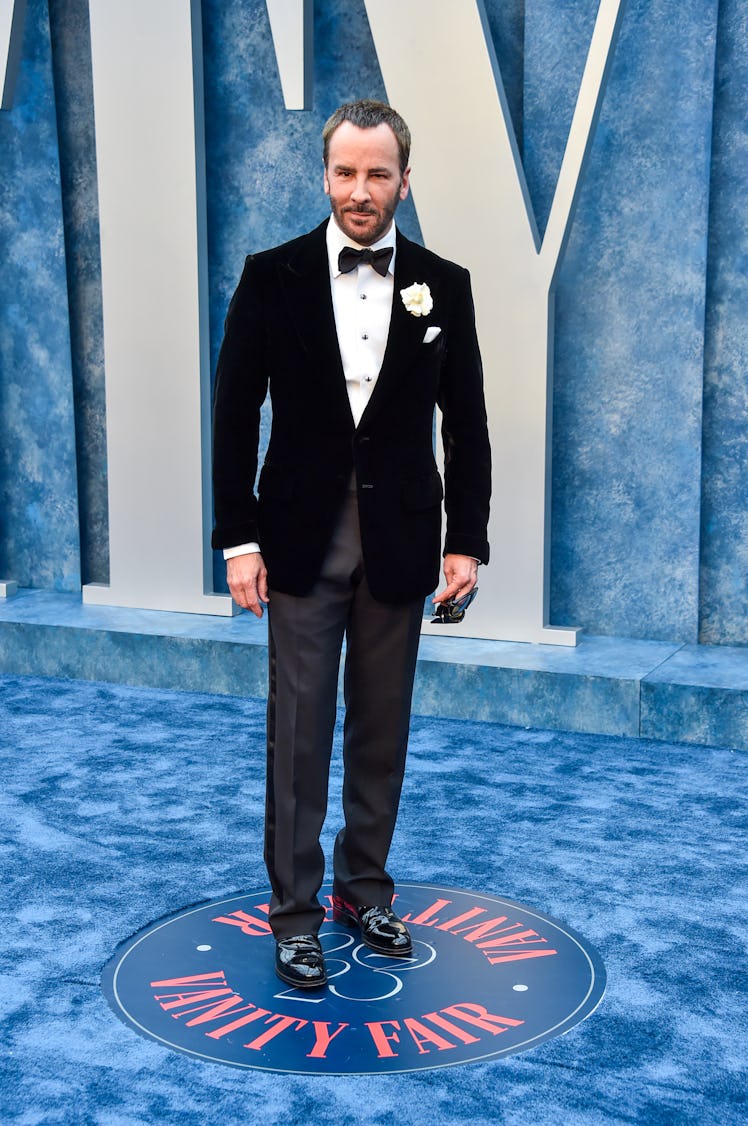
[275,934,327,988]
[333,900,412,956]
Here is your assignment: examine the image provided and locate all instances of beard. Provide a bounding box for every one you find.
[330,185,402,246]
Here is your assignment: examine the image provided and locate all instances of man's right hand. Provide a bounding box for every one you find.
[226,552,268,617]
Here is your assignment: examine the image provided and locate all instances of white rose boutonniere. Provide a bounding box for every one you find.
[400,282,433,317]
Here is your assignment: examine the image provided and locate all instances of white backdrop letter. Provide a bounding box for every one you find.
[365,0,625,643]
[0,0,26,109]
[84,0,233,615]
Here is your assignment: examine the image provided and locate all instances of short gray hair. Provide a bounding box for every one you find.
[322,99,411,174]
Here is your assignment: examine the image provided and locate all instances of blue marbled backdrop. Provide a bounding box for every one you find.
[1,0,747,645]
[0,0,80,593]
[48,0,107,587]
[700,0,748,645]
[541,0,719,642]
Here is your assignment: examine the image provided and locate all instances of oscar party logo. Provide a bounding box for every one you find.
[102,883,605,1074]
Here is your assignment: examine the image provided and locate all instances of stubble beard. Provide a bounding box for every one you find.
[331,187,401,247]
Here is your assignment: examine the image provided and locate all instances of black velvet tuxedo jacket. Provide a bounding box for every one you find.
[211,220,491,604]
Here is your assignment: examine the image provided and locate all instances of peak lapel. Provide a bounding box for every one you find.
[277,222,337,354]
[276,223,352,421]
[358,233,439,428]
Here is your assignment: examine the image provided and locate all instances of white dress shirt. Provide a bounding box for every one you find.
[224,218,397,560]
[326,216,396,426]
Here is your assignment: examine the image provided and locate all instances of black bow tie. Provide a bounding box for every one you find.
[338,245,393,277]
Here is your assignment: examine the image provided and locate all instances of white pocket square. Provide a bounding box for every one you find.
[423,326,442,344]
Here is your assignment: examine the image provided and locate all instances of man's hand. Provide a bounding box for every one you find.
[226,552,268,617]
[433,553,479,605]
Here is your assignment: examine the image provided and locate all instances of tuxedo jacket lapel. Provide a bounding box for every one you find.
[359,232,440,428]
[276,222,354,426]
[273,223,439,432]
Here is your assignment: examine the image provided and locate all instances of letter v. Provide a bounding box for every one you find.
[365,0,626,644]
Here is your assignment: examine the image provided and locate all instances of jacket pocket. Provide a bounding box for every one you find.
[258,464,295,501]
[401,472,444,511]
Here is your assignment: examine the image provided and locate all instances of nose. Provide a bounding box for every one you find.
[349,175,371,204]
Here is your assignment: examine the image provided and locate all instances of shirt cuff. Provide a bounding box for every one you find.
[223,542,261,560]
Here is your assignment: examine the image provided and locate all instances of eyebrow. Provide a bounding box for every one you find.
[332,163,393,175]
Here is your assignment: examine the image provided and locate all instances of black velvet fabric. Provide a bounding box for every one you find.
[211,222,491,603]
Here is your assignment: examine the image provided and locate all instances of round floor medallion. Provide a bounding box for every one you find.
[102,882,605,1074]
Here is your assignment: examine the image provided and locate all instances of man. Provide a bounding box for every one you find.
[212,100,491,988]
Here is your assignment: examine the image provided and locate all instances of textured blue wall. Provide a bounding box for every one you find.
[700,0,748,645]
[0,0,80,592]
[540,0,719,642]
[47,0,107,587]
[1,0,747,646]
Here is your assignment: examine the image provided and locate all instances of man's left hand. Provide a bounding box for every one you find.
[433,554,478,605]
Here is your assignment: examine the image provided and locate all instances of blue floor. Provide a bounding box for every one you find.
[1,673,746,1124]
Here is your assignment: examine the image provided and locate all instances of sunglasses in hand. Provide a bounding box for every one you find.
[431,587,478,625]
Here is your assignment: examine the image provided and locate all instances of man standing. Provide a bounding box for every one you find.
[212,100,491,988]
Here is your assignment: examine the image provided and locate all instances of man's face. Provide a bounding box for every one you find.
[324,121,410,246]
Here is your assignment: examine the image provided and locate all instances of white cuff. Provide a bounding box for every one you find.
[223,542,261,560]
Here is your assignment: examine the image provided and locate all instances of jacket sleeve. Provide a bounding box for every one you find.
[211,255,269,550]
[437,267,492,564]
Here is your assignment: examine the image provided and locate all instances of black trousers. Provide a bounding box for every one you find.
[264,490,424,940]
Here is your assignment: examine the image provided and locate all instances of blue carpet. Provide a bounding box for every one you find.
[1,673,746,1124]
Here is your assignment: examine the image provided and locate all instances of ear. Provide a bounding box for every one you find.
[323,163,331,197]
[399,166,411,202]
